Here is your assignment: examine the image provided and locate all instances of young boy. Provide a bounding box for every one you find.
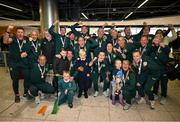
[74,50,91,98]
[111,59,124,105]
[58,70,76,108]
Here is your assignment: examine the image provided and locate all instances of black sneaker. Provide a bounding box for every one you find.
[26,93,34,101]
[68,103,73,108]
[84,92,88,99]
[77,91,82,98]
[15,95,20,103]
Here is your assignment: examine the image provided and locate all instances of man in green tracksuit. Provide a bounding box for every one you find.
[70,22,89,38]
[3,26,30,103]
[48,20,70,54]
[74,36,98,61]
[28,55,55,103]
[58,70,76,108]
[28,31,42,67]
[122,60,136,110]
[132,50,160,109]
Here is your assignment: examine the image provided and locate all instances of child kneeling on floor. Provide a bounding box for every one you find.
[58,70,76,108]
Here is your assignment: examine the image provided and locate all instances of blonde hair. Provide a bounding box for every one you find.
[79,49,86,56]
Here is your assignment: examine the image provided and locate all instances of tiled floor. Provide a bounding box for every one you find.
[0,67,180,122]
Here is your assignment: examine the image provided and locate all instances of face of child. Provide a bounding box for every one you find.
[80,53,86,59]
[115,60,122,69]
[98,52,105,61]
[63,73,70,81]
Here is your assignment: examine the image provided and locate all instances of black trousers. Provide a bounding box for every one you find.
[153,73,168,97]
[9,64,30,95]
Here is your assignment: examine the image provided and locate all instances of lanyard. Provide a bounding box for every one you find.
[138,59,142,75]
[108,53,112,64]
[140,46,146,55]
[32,41,38,52]
[157,46,161,53]
[123,70,129,84]
[112,39,117,46]
[17,39,24,52]
[96,39,102,48]
[38,64,46,78]
[61,37,65,47]
[118,47,126,59]
[98,61,102,73]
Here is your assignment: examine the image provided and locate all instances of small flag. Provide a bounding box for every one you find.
[37,105,48,115]
[51,97,59,114]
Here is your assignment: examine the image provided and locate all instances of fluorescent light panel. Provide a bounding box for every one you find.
[0,16,15,20]
[125,12,133,19]
[124,0,149,19]
[81,12,88,19]
[0,3,22,11]
[137,0,149,8]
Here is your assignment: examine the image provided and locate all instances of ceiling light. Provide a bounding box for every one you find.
[137,0,149,9]
[0,16,15,20]
[125,12,133,19]
[81,13,88,19]
[0,3,22,11]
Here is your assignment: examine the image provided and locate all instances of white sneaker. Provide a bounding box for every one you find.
[94,91,99,97]
[123,103,131,110]
[100,82,104,88]
[38,91,45,100]
[103,91,108,97]
[154,94,159,100]
[160,97,166,105]
[106,89,110,97]
[150,100,155,109]
[35,96,40,104]
[137,97,146,104]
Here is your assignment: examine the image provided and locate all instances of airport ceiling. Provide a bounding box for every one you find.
[0,0,180,21]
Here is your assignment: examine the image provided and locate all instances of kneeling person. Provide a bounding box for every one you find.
[58,71,76,108]
[28,55,55,103]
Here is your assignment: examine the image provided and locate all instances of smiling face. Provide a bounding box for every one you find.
[30,31,38,41]
[140,36,148,47]
[60,27,66,36]
[81,26,88,34]
[133,51,142,64]
[118,37,126,48]
[97,28,104,38]
[78,37,85,47]
[38,55,46,66]
[63,71,70,81]
[106,43,113,53]
[122,60,130,71]
[115,60,122,69]
[124,26,131,36]
[98,52,105,61]
[16,28,24,40]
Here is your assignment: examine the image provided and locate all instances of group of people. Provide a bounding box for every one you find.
[2,20,179,110]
